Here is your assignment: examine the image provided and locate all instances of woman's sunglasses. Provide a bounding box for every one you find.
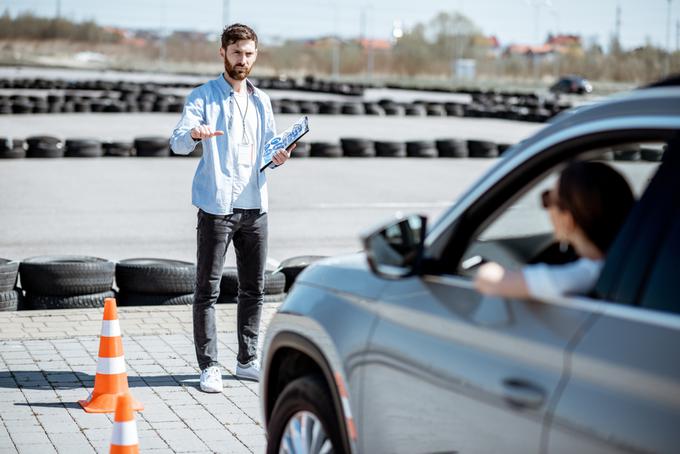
[541,190,560,209]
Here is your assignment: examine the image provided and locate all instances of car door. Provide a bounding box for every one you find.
[358,164,597,453]
[547,145,680,454]
[360,274,597,454]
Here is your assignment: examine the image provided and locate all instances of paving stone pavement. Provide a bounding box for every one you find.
[0,303,281,453]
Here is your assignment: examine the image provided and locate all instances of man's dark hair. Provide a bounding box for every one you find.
[221,23,258,49]
[557,160,634,254]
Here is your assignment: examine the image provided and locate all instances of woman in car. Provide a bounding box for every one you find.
[475,160,634,300]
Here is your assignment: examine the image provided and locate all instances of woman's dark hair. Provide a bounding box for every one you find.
[221,23,258,49]
[557,161,634,254]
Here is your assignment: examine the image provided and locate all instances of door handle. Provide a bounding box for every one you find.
[502,378,546,409]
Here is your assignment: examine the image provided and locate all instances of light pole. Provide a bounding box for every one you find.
[666,0,673,75]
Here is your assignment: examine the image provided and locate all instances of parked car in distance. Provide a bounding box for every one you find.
[550,75,593,94]
[260,83,680,453]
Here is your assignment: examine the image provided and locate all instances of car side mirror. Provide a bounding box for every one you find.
[362,214,427,279]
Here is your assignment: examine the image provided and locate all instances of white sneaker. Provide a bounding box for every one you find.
[235,361,260,382]
[199,366,223,393]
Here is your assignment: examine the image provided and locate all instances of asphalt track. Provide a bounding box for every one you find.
[0,157,498,267]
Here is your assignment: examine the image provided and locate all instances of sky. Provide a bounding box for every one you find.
[2,0,676,50]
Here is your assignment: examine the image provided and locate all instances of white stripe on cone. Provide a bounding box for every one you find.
[101,320,121,337]
[96,356,127,375]
[111,421,139,446]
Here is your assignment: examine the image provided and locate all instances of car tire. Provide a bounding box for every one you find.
[24,290,115,310]
[0,289,21,311]
[0,259,19,292]
[103,141,134,157]
[116,292,193,306]
[291,142,310,158]
[20,256,115,296]
[115,259,196,294]
[266,375,342,454]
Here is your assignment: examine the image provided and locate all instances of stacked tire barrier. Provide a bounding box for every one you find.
[19,256,116,310]
[115,258,195,306]
[0,254,326,310]
[0,75,572,123]
[0,259,21,311]
[0,135,666,161]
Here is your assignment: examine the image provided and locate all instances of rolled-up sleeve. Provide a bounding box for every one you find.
[170,89,205,155]
[523,258,604,300]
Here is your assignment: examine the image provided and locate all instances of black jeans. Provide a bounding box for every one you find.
[193,208,267,370]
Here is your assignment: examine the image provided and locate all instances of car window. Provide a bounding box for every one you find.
[458,143,662,276]
[637,209,680,314]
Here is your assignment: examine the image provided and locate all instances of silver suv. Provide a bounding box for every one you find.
[260,85,680,454]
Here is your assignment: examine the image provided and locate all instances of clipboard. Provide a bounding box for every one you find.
[260,116,310,172]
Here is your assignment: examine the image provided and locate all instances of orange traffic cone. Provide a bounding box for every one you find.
[110,393,140,454]
[79,297,143,413]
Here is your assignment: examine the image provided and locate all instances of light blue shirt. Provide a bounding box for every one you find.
[170,74,277,215]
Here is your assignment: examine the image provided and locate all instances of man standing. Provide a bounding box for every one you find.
[170,23,291,392]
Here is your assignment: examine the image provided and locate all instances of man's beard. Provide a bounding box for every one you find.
[225,57,251,81]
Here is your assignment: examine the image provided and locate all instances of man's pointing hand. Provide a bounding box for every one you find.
[191,125,225,140]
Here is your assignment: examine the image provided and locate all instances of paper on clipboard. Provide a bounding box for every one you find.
[260,116,310,172]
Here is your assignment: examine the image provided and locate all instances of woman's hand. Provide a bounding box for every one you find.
[474,262,530,299]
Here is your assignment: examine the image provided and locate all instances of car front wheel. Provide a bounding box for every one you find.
[267,375,342,454]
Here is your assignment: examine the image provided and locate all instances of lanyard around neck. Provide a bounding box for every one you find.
[233,92,250,144]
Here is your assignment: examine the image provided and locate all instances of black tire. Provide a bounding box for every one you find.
[134,137,170,157]
[220,268,287,296]
[340,138,375,157]
[614,144,641,161]
[310,142,342,158]
[406,140,438,158]
[363,103,385,116]
[266,375,343,454]
[0,259,19,292]
[382,104,405,116]
[405,104,427,116]
[20,256,115,296]
[103,141,134,157]
[276,255,326,292]
[0,289,20,311]
[341,102,364,115]
[24,290,115,310]
[375,141,406,158]
[436,139,468,158]
[318,102,342,115]
[115,258,196,294]
[26,136,64,158]
[426,104,446,116]
[497,143,513,156]
[0,138,26,159]
[641,147,664,162]
[65,139,103,158]
[291,142,310,158]
[467,140,499,158]
[116,292,193,306]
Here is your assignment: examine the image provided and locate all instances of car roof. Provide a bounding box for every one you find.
[518,87,680,151]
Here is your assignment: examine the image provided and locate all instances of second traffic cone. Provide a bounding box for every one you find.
[79,297,143,413]
[110,393,140,454]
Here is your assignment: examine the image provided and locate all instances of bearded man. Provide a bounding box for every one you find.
[170,23,291,392]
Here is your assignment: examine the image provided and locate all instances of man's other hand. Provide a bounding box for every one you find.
[272,143,296,166]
